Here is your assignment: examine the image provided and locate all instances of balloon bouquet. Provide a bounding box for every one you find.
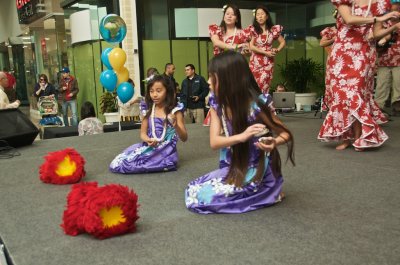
[99,14,135,127]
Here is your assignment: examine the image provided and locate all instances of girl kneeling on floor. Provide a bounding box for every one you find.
[185,51,294,214]
[110,75,187,174]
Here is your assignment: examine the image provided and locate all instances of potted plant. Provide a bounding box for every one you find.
[100,91,119,123]
[279,57,324,108]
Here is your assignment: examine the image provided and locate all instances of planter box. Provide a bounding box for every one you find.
[104,112,120,123]
[295,93,317,109]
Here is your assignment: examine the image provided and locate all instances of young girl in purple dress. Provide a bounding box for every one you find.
[185,51,295,214]
[110,75,187,174]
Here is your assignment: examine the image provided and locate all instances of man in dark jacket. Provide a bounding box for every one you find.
[163,63,179,93]
[59,67,79,126]
[180,64,209,123]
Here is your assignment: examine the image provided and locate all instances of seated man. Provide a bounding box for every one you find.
[275,83,286,93]
[0,71,20,109]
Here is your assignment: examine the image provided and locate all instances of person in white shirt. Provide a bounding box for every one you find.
[118,78,141,121]
[0,71,20,109]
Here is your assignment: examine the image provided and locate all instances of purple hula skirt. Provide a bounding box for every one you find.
[109,118,178,174]
[185,156,283,214]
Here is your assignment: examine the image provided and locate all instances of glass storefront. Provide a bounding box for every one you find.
[2,0,333,116]
[137,0,334,91]
[60,0,119,120]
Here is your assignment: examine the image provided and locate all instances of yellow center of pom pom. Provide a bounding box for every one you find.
[55,155,77,177]
[99,206,127,228]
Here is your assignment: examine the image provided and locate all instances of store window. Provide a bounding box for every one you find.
[137,0,332,89]
[61,0,119,120]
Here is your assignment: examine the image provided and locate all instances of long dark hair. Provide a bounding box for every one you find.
[252,5,274,35]
[208,51,294,187]
[81,101,96,120]
[144,75,176,120]
[220,4,242,33]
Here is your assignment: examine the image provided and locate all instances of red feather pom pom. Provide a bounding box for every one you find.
[39,148,86,184]
[61,182,139,239]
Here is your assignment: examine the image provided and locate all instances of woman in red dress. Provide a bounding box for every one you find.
[209,4,249,56]
[318,0,399,151]
[247,5,286,94]
[320,23,338,110]
[204,4,250,126]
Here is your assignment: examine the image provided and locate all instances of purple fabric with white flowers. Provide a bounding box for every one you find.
[185,93,283,214]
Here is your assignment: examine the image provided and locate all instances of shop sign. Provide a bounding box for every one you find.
[16,0,44,24]
[41,38,48,60]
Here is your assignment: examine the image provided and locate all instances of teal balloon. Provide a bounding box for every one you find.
[99,14,127,43]
[100,70,117,92]
[117,82,134,103]
[101,48,113,69]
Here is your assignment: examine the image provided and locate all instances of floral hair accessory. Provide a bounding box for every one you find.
[332,9,338,18]
[252,9,256,17]
[142,74,156,85]
[222,4,228,12]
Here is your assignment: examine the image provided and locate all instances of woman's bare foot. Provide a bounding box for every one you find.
[336,140,351,150]
[276,192,286,203]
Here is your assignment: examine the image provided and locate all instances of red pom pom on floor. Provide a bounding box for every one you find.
[39,148,86,184]
[61,182,139,239]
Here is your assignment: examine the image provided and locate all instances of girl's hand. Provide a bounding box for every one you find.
[377,11,400,23]
[240,123,267,143]
[239,43,250,54]
[265,50,276,57]
[146,138,158,147]
[255,136,276,152]
[378,38,387,46]
[168,113,177,127]
[271,48,279,53]
[238,43,249,50]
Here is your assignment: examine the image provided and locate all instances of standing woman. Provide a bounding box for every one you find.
[209,4,249,56]
[34,74,56,99]
[318,0,399,151]
[247,5,285,94]
[320,11,338,110]
[204,4,250,127]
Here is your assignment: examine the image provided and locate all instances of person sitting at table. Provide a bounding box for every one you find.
[275,83,286,93]
[78,101,103,136]
[117,78,141,121]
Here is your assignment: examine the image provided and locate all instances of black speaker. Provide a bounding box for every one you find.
[0,109,39,148]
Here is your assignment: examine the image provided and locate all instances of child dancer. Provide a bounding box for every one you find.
[185,51,295,214]
[110,75,187,174]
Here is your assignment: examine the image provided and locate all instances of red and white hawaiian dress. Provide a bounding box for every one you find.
[209,24,249,56]
[246,25,283,94]
[321,26,338,110]
[378,20,400,67]
[318,0,390,149]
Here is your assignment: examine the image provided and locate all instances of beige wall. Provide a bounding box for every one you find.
[0,1,23,43]
[120,0,142,96]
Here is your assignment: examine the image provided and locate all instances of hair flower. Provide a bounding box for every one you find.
[142,74,156,84]
[252,9,256,17]
[222,5,227,12]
